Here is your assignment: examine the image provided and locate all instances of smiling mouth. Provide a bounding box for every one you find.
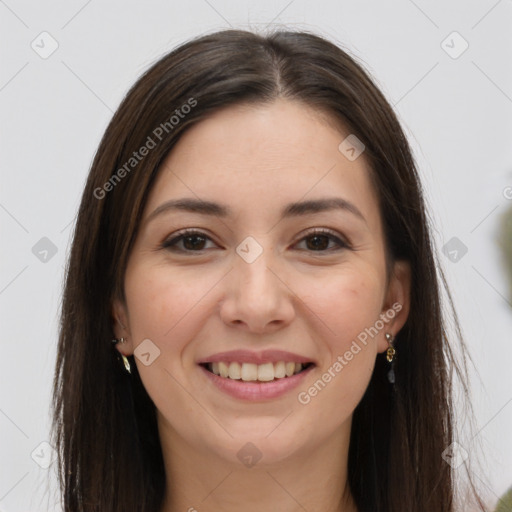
[200,361,314,382]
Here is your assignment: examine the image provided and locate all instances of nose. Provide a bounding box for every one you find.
[219,247,295,334]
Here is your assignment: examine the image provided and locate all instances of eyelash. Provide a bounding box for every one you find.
[160,228,351,254]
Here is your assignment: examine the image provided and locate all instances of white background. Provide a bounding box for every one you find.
[1,1,511,510]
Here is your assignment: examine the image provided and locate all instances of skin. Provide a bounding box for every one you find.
[112,99,410,512]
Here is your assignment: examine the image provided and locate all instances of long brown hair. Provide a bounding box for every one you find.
[51,28,488,511]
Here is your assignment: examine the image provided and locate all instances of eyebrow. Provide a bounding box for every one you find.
[145,197,366,225]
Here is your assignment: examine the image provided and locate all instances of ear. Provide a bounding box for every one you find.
[111,297,133,355]
[377,260,411,353]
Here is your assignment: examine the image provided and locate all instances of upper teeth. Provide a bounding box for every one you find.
[209,361,305,381]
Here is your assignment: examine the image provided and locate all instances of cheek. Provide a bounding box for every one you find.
[123,266,217,413]
[123,264,214,349]
[293,268,385,416]
[302,267,384,350]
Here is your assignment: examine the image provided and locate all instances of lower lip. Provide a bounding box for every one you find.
[199,364,314,401]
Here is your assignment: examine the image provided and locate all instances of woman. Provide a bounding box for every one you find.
[51,29,488,511]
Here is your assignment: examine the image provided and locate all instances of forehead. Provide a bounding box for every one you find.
[144,100,379,224]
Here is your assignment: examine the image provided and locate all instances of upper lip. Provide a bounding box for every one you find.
[197,349,316,365]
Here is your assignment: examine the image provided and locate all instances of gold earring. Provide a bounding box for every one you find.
[111,337,131,374]
[385,333,396,384]
[385,333,395,362]
[121,355,131,374]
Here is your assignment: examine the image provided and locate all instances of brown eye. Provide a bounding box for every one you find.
[305,234,330,251]
[161,230,216,252]
[182,234,207,250]
[295,229,350,252]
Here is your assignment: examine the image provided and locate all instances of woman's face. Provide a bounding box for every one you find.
[113,99,410,466]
